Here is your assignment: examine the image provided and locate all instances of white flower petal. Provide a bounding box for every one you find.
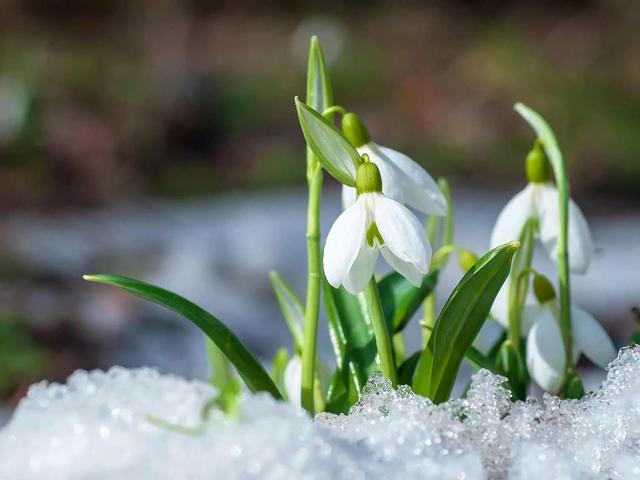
[358,144,405,206]
[490,283,510,328]
[572,305,616,369]
[373,194,430,271]
[521,301,544,334]
[343,245,378,295]
[381,247,424,287]
[323,197,367,288]
[538,185,594,274]
[342,185,357,210]
[376,144,447,215]
[284,355,302,406]
[526,307,565,392]
[490,184,536,248]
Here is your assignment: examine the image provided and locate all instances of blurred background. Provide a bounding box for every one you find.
[0,0,639,420]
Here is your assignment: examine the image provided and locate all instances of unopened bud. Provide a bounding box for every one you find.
[526,141,551,183]
[356,158,382,194]
[533,274,556,304]
[342,112,371,148]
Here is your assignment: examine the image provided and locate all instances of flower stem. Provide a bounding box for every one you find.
[514,105,575,383]
[360,278,397,386]
[506,217,537,352]
[301,162,323,413]
[551,151,574,378]
[300,36,333,414]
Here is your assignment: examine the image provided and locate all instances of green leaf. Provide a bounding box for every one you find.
[306,36,334,118]
[206,338,234,391]
[379,270,439,334]
[323,278,377,399]
[397,350,421,385]
[269,271,305,354]
[84,274,282,399]
[271,348,289,399]
[412,242,519,403]
[324,367,352,414]
[465,345,497,372]
[295,98,361,186]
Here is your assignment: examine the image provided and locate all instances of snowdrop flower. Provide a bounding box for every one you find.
[523,275,616,392]
[340,112,447,216]
[490,143,593,274]
[284,355,302,406]
[324,159,431,295]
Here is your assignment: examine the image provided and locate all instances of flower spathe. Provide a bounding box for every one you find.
[342,143,447,216]
[323,191,431,295]
[491,182,593,274]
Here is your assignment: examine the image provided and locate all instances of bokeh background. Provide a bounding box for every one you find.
[1,0,639,420]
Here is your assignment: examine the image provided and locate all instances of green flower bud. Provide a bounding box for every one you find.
[458,250,478,272]
[356,159,382,195]
[563,371,585,399]
[342,112,371,148]
[533,274,556,304]
[526,141,551,183]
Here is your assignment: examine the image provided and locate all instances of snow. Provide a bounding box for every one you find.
[2,347,640,479]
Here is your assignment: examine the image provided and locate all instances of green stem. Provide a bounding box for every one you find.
[300,37,333,414]
[206,338,233,389]
[360,278,397,386]
[301,162,323,413]
[552,159,573,377]
[506,217,536,352]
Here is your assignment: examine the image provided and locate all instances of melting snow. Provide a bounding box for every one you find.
[2,347,640,479]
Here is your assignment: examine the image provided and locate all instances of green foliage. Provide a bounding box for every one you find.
[269,272,305,355]
[379,270,439,334]
[413,242,519,403]
[295,98,361,186]
[83,274,282,399]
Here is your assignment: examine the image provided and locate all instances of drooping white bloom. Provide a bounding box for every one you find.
[526,299,616,392]
[342,143,447,215]
[340,112,446,216]
[491,183,593,274]
[490,275,615,393]
[324,189,431,295]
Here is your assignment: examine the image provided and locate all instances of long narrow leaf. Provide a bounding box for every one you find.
[323,279,377,399]
[412,242,518,403]
[84,274,282,399]
[269,271,305,354]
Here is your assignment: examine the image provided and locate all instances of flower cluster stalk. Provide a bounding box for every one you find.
[301,37,333,414]
[514,104,576,384]
[551,153,574,378]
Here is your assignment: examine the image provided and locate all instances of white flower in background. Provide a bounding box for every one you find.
[324,160,431,295]
[490,145,593,274]
[284,355,302,406]
[341,112,447,216]
[499,275,616,393]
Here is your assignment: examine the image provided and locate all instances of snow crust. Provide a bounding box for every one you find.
[2,347,640,479]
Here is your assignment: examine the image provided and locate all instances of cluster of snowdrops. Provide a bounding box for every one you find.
[85,36,615,416]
